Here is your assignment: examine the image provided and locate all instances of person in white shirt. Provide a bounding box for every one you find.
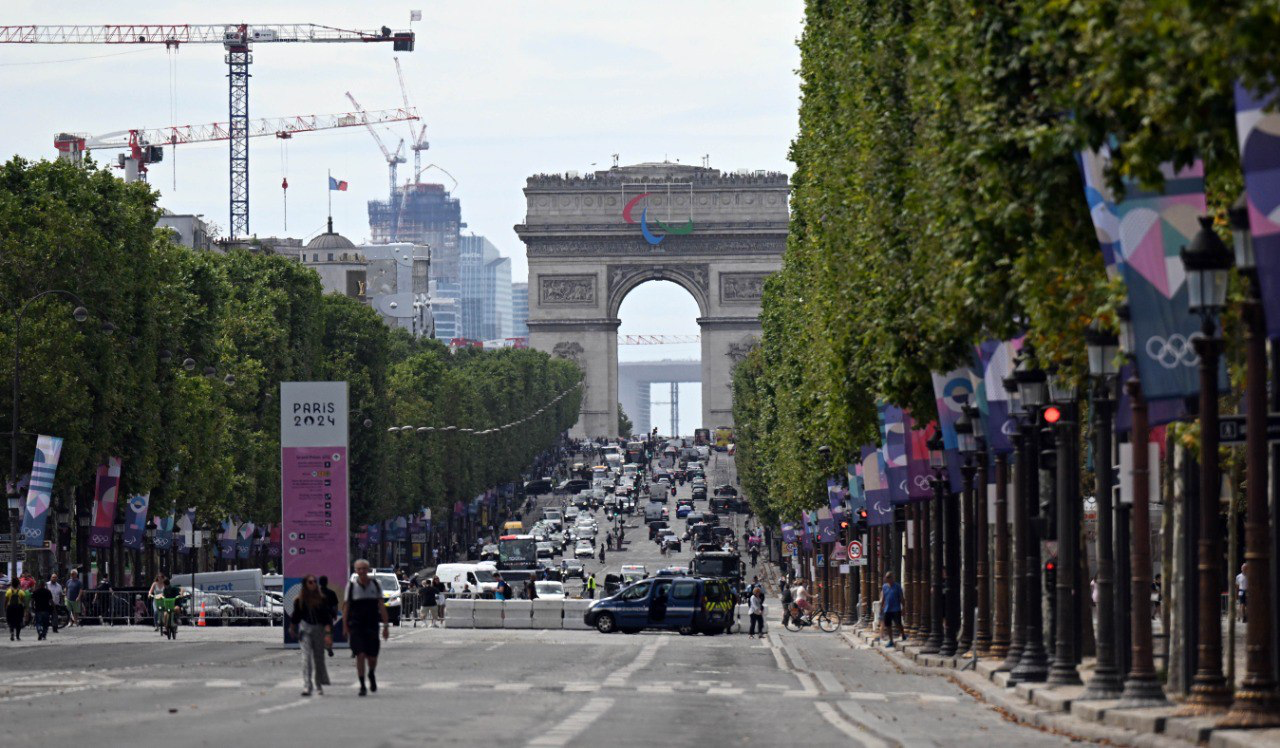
[1236,563,1248,623]
[46,574,64,633]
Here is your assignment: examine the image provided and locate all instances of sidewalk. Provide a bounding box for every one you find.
[845,625,1280,748]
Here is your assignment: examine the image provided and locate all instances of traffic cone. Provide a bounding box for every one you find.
[197,602,207,627]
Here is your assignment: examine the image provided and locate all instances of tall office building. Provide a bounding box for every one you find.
[511,282,529,339]
[459,234,513,341]
[486,255,513,340]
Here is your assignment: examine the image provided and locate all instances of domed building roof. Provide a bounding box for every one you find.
[306,218,355,250]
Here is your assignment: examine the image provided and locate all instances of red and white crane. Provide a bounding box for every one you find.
[54,106,419,182]
[0,22,415,238]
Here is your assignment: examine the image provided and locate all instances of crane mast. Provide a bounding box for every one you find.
[1,22,415,238]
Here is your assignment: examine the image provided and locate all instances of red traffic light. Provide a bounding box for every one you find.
[1043,406,1062,424]
[1044,561,1056,571]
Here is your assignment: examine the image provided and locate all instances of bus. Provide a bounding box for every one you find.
[498,534,538,570]
[713,427,734,450]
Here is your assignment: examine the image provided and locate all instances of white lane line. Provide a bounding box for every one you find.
[706,687,745,696]
[563,683,600,692]
[815,702,887,748]
[256,699,316,716]
[847,692,888,702]
[419,681,457,690]
[204,680,242,688]
[636,684,673,694]
[814,670,844,693]
[494,683,531,692]
[795,672,819,696]
[526,697,614,747]
[602,638,665,688]
[918,693,958,703]
[484,642,504,652]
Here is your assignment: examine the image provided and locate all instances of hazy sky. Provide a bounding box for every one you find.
[2,0,803,433]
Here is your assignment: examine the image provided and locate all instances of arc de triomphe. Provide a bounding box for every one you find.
[515,162,788,438]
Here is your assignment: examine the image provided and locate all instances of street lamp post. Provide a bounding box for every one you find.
[969,405,992,655]
[1000,374,1026,671]
[1047,371,1082,686]
[1180,216,1234,713]
[1082,320,1125,699]
[922,430,946,654]
[955,408,978,656]
[991,450,1012,660]
[1220,196,1280,726]
[1011,350,1049,683]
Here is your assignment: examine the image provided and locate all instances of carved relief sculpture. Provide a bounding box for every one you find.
[552,341,585,362]
[539,275,596,305]
[726,337,758,364]
[720,272,770,303]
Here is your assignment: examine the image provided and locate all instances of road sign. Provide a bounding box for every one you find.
[1219,413,1280,445]
[848,540,863,561]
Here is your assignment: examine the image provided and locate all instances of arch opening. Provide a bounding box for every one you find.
[616,280,701,438]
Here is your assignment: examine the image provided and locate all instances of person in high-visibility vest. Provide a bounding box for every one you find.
[586,575,597,600]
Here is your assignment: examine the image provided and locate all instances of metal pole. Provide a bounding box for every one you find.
[1183,322,1232,713]
[1000,434,1026,671]
[975,446,992,655]
[1012,419,1049,682]
[960,457,977,654]
[922,473,945,654]
[991,452,1012,660]
[1049,401,1082,685]
[1083,383,1124,698]
[1221,293,1280,725]
[1120,377,1168,706]
[941,469,963,657]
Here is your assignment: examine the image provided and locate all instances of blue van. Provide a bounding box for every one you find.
[584,576,735,636]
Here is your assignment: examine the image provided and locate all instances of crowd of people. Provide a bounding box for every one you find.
[4,569,83,642]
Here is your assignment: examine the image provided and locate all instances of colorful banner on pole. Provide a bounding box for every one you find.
[236,521,255,559]
[931,367,977,492]
[280,381,350,648]
[217,520,237,559]
[815,506,838,543]
[974,338,1024,454]
[1078,147,1210,401]
[862,446,892,527]
[19,435,63,548]
[121,493,150,550]
[88,457,122,549]
[176,508,195,554]
[153,514,174,551]
[1234,83,1280,339]
[880,404,910,504]
[905,413,934,501]
[781,522,796,544]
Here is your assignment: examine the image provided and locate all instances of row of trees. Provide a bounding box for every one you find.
[0,157,581,528]
[734,1,1280,522]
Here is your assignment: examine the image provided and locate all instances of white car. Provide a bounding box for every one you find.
[534,581,566,600]
[574,540,595,559]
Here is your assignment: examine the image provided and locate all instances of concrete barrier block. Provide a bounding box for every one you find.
[443,598,474,629]
[503,600,533,629]
[472,600,504,629]
[562,599,592,630]
[531,600,564,629]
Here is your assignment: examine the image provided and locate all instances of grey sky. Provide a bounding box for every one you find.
[2,0,802,433]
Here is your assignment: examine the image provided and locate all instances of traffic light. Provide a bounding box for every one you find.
[1044,558,1057,590]
[855,507,868,530]
[1043,406,1062,424]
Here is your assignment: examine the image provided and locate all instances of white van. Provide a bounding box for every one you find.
[182,568,265,597]
[434,563,499,597]
[543,509,563,529]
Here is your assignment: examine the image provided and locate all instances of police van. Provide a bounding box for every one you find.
[583,575,735,636]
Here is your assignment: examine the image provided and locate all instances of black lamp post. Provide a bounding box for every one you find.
[1180,215,1234,714]
[1046,368,1082,686]
[1220,196,1280,726]
[967,403,993,655]
[999,373,1027,671]
[1081,320,1125,699]
[1011,349,1050,682]
[955,408,977,656]
[921,429,946,654]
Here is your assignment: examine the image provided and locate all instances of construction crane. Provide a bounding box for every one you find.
[345,91,407,196]
[1,23,415,238]
[54,106,419,182]
[618,334,701,345]
[394,57,431,182]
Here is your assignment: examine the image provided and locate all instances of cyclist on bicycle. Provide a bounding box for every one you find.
[790,581,811,625]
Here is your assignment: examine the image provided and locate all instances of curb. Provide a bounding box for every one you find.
[842,627,1280,748]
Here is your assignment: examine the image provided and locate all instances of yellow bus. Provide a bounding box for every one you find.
[502,520,524,534]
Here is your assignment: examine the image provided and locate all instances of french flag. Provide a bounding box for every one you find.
[328,176,348,191]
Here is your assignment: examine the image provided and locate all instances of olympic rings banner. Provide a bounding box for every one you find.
[878,403,910,505]
[1078,146,1220,401]
[19,434,63,548]
[1235,83,1280,339]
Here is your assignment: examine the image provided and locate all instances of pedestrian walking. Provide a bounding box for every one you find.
[343,560,390,697]
[1236,563,1248,623]
[290,574,333,697]
[65,569,82,626]
[525,577,538,601]
[30,580,53,641]
[748,586,765,638]
[317,576,339,656]
[749,547,759,567]
[5,584,27,641]
[46,573,64,633]
[430,577,445,627]
[879,572,904,647]
[599,545,606,563]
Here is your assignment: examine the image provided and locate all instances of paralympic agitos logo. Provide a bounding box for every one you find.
[622,192,695,246]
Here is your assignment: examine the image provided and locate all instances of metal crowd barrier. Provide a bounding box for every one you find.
[75,590,283,627]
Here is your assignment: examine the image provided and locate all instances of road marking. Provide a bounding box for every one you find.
[814,670,844,693]
[133,679,177,688]
[602,638,665,688]
[494,683,531,692]
[527,697,614,747]
[756,683,791,691]
[205,680,242,688]
[795,672,819,696]
[636,684,673,693]
[563,683,600,692]
[256,699,315,716]
[484,642,503,652]
[846,692,888,702]
[706,687,744,696]
[419,681,457,690]
[918,693,958,703]
[815,701,888,748]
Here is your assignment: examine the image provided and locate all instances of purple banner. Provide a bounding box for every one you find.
[121,493,150,550]
[217,520,237,560]
[781,522,796,544]
[862,446,893,527]
[1235,82,1280,339]
[880,404,910,504]
[846,462,865,515]
[368,522,382,545]
[815,506,838,543]
[88,457,121,549]
[19,435,63,548]
[905,412,934,501]
[931,367,978,492]
[236,521,255,559]
[153,514,174,551]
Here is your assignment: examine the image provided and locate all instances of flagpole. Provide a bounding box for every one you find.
[327,169,332,227]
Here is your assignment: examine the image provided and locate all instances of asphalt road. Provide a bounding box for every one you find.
[0,453,1086,747]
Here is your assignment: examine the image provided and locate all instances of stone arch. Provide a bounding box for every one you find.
[606,263,710,319]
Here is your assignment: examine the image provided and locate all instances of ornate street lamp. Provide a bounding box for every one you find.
[1219,197,1280,727]
[955,407,978,656]
[1082,321,1125,699]
[1046,368,1082,687]
[998,372,1024,670]
[1011,349,1049,682]
[921,430,946,654]
[966,403,993,655]
[1180,216,1234,714]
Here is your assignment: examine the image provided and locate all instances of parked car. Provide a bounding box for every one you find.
[574,540,595,559]
[524,478,554,494]
[534,581,567,600]
[584,576,735,635]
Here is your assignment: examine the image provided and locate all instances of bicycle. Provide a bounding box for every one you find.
[783,603,841,632]
[156,597,181,640]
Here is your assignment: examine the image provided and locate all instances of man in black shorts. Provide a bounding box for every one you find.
[343,559,389,696]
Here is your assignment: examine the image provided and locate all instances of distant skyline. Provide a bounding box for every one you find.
[2,1,802,433]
